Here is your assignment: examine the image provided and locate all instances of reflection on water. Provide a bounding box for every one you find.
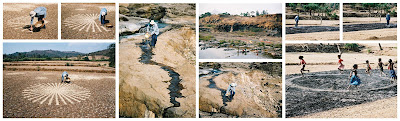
[200,48,271,59]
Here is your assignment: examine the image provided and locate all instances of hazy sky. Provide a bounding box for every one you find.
[3,43,113,54]
[199,3,282,15]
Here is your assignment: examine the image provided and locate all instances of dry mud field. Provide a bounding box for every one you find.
[119,27,196,118]
[199,63,282,118]
[285,20,339,41]
[3,61,115,118]
[61,3,115,39]
[343,17,397,40]
[285,43,397,118]
[3,3,58,39]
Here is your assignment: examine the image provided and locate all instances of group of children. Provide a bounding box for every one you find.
[299,55,397,90]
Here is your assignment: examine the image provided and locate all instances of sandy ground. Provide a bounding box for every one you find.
[344,17,398,24]
[286,31,339,41]
[3,3,58,39]
[297,97,397,118]
[343,17,397,40]
[61,3,115,39]
[285,19,339,41]
[285,43,397,118]
[3,70,115,118]
[344,28,397,40]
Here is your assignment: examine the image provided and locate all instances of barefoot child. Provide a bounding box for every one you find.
[365,60,371,76]
[338,55,344,73]
[347,64,360,90]
[299,56,310,76]
[378,58,387,77]
[388,59,397,82]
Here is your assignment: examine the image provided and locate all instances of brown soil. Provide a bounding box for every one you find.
[3,3,58,39]
[61,3,115,39]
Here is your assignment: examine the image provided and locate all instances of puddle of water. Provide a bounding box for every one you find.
[120,21,169,40]
[200,48,270,59]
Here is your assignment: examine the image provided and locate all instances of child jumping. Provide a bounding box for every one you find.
[365,60,371,76]
[299,56,310,76]
[347,64,361,90]
[378,58,387,77]
[338,55,344,73]
[388,59,397,83]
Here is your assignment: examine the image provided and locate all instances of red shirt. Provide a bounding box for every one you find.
[300,59,306,65]
[338,59,343,64]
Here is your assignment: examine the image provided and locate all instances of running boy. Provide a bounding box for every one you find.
[347,64,361,90]
[378,58,386,77]
[299,56,310,76]
[388,59,397,82]
[365,60,371,76]
[338,55,344,73]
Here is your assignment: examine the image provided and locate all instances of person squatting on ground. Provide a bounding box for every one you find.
[295,15,299,27]
[299,56,309,76]
[388,59,396,82]
[61,71,71,83]
[365,60,372,76]
[29,7,47,31]
[225,83,237,100]
[338,55,344,73]
[378,58,387,77]
[386,13,390,26]
[99,8,107,25]
[348,64,360,90]
[147,20,159,48]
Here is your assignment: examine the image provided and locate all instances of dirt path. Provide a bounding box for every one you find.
[297,96,397,118]
[61,3,115,39]
[3,3,58,39]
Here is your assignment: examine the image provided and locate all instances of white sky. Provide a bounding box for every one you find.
[199,3,282,15]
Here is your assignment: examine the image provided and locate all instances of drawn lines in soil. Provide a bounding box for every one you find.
[22,83,91,105]
[6,16,46,32]
[63,14,110,33]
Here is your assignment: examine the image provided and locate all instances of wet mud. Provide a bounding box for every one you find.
[344,23,397,32]
[136,41,184,117]
[286,69,397,117]
[286,26,339,34]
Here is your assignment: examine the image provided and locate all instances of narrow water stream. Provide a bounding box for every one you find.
[136,41,184,117]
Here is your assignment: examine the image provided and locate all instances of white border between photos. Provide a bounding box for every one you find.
[0,0,399,121]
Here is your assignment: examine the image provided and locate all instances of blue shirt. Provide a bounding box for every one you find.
[31,7,47,25]
[295,16,299,22]
[146,23,160,35]
[386,14,390,21]
[227,85,235,94]
[61,71,68,81]
[99,8,107,21]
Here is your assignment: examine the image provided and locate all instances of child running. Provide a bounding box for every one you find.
[299,56,310,76]
[378,58,387,77]
[365,60,371,76]
[388,59,397,83]
[347,64,361,90]
[338,55,344,73]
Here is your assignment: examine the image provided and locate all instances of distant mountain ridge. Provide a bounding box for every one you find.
[6,49,108,58]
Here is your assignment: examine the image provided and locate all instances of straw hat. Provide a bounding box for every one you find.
[150,20,156,25]
[30,11,36,17]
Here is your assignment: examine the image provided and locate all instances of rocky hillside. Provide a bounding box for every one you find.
[199,14,282,33]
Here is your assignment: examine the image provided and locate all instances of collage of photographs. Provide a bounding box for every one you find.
[0,0,398,120]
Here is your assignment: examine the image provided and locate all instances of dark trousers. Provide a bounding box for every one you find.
[101,16,106,25]
[295,21,298,27]
[38,15,45,27]
[387,20,390,25]
[150,34,157,47]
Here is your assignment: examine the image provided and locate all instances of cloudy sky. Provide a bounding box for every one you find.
[199,3,282,15]
[3,42,113,54]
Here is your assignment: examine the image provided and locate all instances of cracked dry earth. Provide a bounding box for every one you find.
[61,3,115,39]
[3,3,58,39]
[286,69,397,118]
[3,71,115,118]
